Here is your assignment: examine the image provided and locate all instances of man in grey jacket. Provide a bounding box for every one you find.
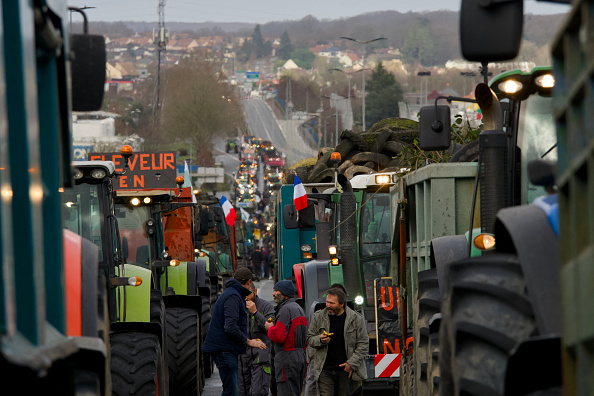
[307,287,369,396]
[239,283,275,396]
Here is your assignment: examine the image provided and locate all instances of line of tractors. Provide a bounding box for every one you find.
[1,0,592,395]
[0,2,238,395]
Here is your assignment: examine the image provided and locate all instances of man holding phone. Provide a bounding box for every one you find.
[307,287,369,396]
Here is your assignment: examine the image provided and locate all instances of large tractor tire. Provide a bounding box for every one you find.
[450,140,479,163]
[412,269,441,396]
[427,313,442,396]
[111,332,166,396]
[399,354,414,396]
[439,254,536,396]
[166,307,201,396]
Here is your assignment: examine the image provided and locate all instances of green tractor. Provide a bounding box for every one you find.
[390,4,562,391]
[64,159,170,395]
[0,1,109,393]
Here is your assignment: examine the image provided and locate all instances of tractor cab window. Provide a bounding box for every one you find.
[517,95,556,204]
[62,183,103,263]
[360,193,391,257]
[115,204,153,269]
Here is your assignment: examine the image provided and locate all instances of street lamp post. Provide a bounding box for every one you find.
[340,36,387,130]
[417,71,431,106]
[328,68,352,130]
[323,95,348,147]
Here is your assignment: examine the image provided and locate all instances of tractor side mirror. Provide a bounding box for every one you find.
[298,202,315,228]
[283,204,299,229]
[214,207,224,223]
[200,210,210,235]
[460,0,523,62]
[70,34,106,111]
[420,105,451,151]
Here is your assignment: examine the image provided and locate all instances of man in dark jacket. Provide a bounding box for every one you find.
[265,280,308,396]
[251,247,263,279]
[239,283,275,396]
[203,267,266,396]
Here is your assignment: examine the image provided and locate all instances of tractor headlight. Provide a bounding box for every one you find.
[498,79,523,94]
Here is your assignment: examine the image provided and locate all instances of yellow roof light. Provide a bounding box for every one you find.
[375,174,391,185]
[474,233,496,251]
[128,276,143,286]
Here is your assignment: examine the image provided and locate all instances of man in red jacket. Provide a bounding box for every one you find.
[265,280,307,396]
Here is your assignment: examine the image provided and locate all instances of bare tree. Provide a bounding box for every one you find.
[161,55,244,165]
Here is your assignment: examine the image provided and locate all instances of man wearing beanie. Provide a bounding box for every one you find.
[265,280,308,396]
[203,267,266,396]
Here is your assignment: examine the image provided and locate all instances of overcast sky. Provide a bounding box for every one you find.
[74,0,570,24]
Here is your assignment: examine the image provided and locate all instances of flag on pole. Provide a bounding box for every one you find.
[240,207,250,222]
[183,161,197,203]
[220,196,237,226]
[183,160,192,188]
[293,175,307,211]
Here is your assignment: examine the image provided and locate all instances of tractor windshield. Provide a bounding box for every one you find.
[115,204,154,269]
[359,192,392,305]
[360,193,392,257]
[517,94,556,203]
[62,182,103,263]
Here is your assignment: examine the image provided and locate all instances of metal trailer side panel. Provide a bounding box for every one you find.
[390,163,478,327]
[551,1,594,392]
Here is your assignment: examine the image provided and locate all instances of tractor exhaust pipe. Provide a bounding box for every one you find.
[475,83,509,233]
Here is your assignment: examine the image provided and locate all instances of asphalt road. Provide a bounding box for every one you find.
[242,98,317,166]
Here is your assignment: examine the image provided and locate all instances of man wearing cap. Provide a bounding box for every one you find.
[203,267,266,396]
[307,287,369,396]
[265,280,308,396]
[238,282,275,396]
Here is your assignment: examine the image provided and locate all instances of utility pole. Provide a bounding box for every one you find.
[153,0,168,113]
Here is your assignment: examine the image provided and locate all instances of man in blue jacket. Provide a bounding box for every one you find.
[203,267,267,395]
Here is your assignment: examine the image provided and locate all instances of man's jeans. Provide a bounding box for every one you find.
[317,369,361,396]
[212,351,239,396]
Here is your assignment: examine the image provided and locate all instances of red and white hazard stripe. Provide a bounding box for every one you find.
[374,354,401,378]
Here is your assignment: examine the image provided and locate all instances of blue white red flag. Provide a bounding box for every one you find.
[293,175,307,211]
[220,196,237,226]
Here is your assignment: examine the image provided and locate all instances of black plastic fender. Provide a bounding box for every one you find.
[195,258,210,297]
[430,234,468,298]
[300,260,330,318]
[162,294,202,311]
[494,204,561,335]
[186,261,198,296]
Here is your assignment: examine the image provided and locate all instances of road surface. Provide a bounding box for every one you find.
[242,98,317,166]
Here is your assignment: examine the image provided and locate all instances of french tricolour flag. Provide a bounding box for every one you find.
[293,175,307,211]
[220,196,237,226]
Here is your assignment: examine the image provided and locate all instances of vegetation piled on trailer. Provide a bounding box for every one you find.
[288,117,479,184]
